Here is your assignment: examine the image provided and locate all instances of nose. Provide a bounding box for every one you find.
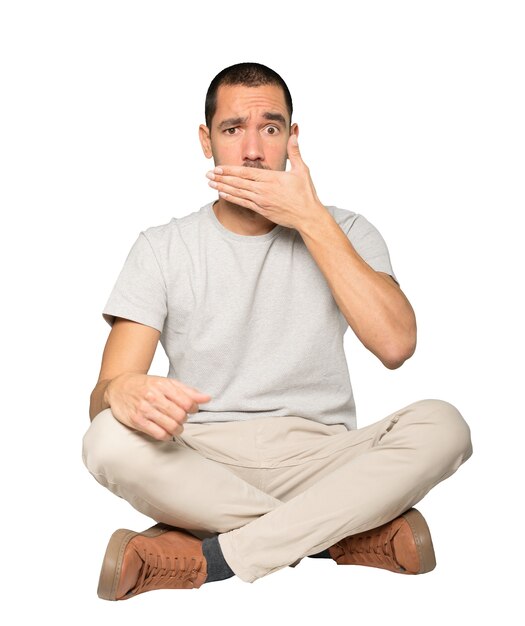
[242,127,264,163]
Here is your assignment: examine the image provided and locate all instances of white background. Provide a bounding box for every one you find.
[1,0,523,623]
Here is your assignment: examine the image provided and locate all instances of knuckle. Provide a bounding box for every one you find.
[150,427,164,440]
[169,421,182,436]
[176,405,190,420]
[145,420,165,440]
[138,399,150,413]
[178,398,193,412]
[130,413,146,429]
[170,390,189,410]
[153,427,170,441]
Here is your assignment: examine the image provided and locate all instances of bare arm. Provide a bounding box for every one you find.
[299,208,417,369]
[89,317,161,420]
[89,317,212,440]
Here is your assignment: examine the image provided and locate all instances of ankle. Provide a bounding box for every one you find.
[201,535,235,583]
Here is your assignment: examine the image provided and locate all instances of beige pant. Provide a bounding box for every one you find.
[82,398,473,583]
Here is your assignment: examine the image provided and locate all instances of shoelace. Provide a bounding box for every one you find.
[338,526,402,570]
[130,550,205,595]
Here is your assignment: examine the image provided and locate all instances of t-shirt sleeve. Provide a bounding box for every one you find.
[102,232,168,332]
[343,213,400,287]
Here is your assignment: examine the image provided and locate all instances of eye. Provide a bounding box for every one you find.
[266,126,279,135]
[224,127,238,135]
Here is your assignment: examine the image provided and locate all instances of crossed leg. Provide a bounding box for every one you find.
[82,399,473,583]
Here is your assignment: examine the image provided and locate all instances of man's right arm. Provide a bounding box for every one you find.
[89,317,212,440]
[89,317,161,421]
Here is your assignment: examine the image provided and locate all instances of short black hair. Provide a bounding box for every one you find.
[205,62,293,132]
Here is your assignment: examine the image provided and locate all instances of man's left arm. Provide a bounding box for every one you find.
[206,134,416,368]
[298,208,416,370]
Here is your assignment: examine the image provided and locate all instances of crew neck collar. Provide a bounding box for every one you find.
[206,201,284,243]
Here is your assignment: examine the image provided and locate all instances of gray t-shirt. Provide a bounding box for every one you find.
[102,200,398,431]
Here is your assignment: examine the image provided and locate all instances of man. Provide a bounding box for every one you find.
[83,62,473,600]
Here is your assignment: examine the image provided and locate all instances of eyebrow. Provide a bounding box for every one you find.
[217,112,287,131]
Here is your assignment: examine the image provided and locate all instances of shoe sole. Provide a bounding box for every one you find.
[400,508,437,574]
[97,523,171,600]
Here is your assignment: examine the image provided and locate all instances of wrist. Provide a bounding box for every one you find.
[103,378,115,407]
[296,201,331,239]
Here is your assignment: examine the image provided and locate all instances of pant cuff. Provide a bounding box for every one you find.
[217,531,258,583]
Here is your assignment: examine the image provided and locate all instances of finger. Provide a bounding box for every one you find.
[144,388,189,421]
[131,411,177,441]
[212,165,272,181]
[165,380,211,413]
[142,406,188,435]
[169,379,212,401]
[209,180,260,204]
[287,134,306,171]
[208,173,257,193]
[144,405,186,436]
[217,190,262,213]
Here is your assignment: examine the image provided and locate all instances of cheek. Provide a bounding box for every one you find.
[267,144,289,169]
[212,142,240,164]
[212,141,241,163]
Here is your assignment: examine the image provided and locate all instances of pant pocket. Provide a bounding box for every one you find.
[371,414,400,447]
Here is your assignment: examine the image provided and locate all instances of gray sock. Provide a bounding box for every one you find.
[201,535,235,582]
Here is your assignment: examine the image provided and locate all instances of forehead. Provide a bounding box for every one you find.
[214,84,288,121]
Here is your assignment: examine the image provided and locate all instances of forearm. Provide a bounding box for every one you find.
[298,206,416,368]
[89,378,113,421]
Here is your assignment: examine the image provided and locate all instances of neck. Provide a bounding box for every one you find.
[212,199,277,236]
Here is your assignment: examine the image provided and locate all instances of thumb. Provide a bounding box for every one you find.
[287,134,304,170]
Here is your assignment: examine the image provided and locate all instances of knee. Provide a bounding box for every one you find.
[82,408,133,480]
[413,398,474,464]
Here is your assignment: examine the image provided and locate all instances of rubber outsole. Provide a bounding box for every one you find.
[400,508,437,574]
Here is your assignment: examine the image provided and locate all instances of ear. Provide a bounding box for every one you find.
[199,124,213,159]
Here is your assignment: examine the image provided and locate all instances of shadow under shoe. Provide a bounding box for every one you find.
[328,508,437,575]
[97,523,208,600]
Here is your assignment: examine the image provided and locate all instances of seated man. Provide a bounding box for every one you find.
[82,61,473,601]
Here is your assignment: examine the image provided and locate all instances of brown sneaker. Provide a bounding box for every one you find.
[97,523,208,600]
[327,508,436,575]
